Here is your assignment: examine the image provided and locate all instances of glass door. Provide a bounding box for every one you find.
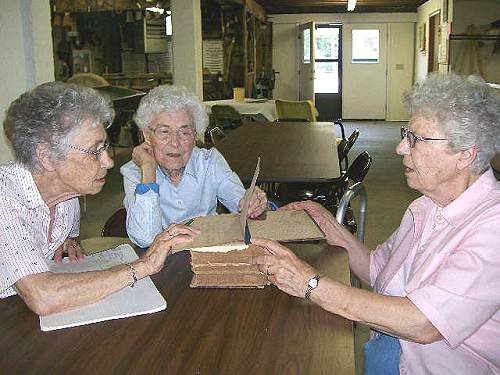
[314,24,342,121]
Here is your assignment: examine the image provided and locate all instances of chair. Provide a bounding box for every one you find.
[278,151,372,211]
[275,99,317,122]
[342,129,360,169]
[278,139,351,205]
[211,105,243,131]
[329,151,372,211]
[207,126,226,145]
[101,208,128,237]
[334,120,346,143]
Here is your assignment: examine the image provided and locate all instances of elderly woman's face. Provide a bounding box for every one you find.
[396,115,463,202]
[144,110,196,172]
[54,119,114,195]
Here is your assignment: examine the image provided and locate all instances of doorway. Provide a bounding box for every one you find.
[314,24,342,121]
[428,11,441,72]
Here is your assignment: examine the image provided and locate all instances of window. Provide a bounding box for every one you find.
[352,29,379,63]
[314,26,340,94]
[303,29,311,63]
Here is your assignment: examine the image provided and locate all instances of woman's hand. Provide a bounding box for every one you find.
[250,238,317,298]
[139,224,200,277]
[132,142,157,183]
[53,238,84,264]
[239,186,268,218]
[281,201,353,249]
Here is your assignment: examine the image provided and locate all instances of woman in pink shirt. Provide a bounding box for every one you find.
[252,73,500,374]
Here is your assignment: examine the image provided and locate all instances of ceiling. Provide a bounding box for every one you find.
[253,0,428,14]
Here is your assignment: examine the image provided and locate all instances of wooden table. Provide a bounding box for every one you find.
[0,243,354,374]
[216,122,341,183]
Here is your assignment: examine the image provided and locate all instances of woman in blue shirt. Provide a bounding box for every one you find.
[121,85,267,248]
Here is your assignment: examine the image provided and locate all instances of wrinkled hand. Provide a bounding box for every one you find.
[239,186,268,218]
[280,201,352,249]
[250,238,317,298]
[53,238,84,264]
[132,142,157,170]
[140,223,200,276]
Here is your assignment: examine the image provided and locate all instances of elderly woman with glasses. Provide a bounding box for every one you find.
[251,73,500,374]
[0,82,197,315]
[121,85,267,248]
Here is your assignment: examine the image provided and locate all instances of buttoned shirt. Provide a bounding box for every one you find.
[121,147,245,248]
[0,162,80,298]
[370,169,500,374]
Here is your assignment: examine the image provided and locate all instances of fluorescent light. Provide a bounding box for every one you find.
[146,7,165,14]
[347,0,356,11]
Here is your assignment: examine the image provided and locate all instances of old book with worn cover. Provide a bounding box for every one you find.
[190,245,270,288]
[172,209,325,253]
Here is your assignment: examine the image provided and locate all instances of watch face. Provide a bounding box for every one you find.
[308,278,318,288]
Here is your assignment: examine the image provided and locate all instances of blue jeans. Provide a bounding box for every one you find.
[364,332,401,375]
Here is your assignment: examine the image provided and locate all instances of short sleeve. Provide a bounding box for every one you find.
[407,213,500,348]
[0,199,50,297]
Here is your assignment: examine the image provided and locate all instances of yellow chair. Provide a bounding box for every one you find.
[275,99,317,122]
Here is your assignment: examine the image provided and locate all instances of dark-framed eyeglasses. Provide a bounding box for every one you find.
[148,125,195,143]
[400,127,447,148]
[60,141,111,159]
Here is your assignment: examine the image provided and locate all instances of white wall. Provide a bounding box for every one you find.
[171,0,204,99]
[270,13,416,120]
[414,0,449,82]
[0,0,54,164]
[387,23,415,120]
[451,0,500,83]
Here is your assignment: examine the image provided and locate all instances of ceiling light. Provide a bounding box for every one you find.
[347,0,356,11]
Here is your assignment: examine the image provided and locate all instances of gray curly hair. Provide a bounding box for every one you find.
[4,81,114,172]
[404,73,500,174]
[134,85,208,134]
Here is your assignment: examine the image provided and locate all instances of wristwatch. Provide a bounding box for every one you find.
[305,275,321,300]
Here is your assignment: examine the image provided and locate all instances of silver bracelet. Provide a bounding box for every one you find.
[127,263,138,288]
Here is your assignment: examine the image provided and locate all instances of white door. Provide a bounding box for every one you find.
[272,23,298,100]
[298,22,315,103]
[343,24,387,119]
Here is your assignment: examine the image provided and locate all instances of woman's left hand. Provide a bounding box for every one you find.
[53,238,84,264]
[239,186,268,218]
[250,237,317,298]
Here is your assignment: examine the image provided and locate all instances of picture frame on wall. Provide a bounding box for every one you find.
[419,23,427,53]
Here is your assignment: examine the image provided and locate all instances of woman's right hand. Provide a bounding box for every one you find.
[138,224,200,277]
[280,200,353,249]
[132,142,157,182]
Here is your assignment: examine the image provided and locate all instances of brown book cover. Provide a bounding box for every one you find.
[173,210,324,253]
[189,245,271,288]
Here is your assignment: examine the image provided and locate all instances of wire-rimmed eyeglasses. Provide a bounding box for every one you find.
[400,127,447,148]
[59,141,111,159]
[148,126,195,143]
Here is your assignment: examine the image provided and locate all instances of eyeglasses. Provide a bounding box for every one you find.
[60,141,110,159]
[148,126,195,143]
[400,127,447,148]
